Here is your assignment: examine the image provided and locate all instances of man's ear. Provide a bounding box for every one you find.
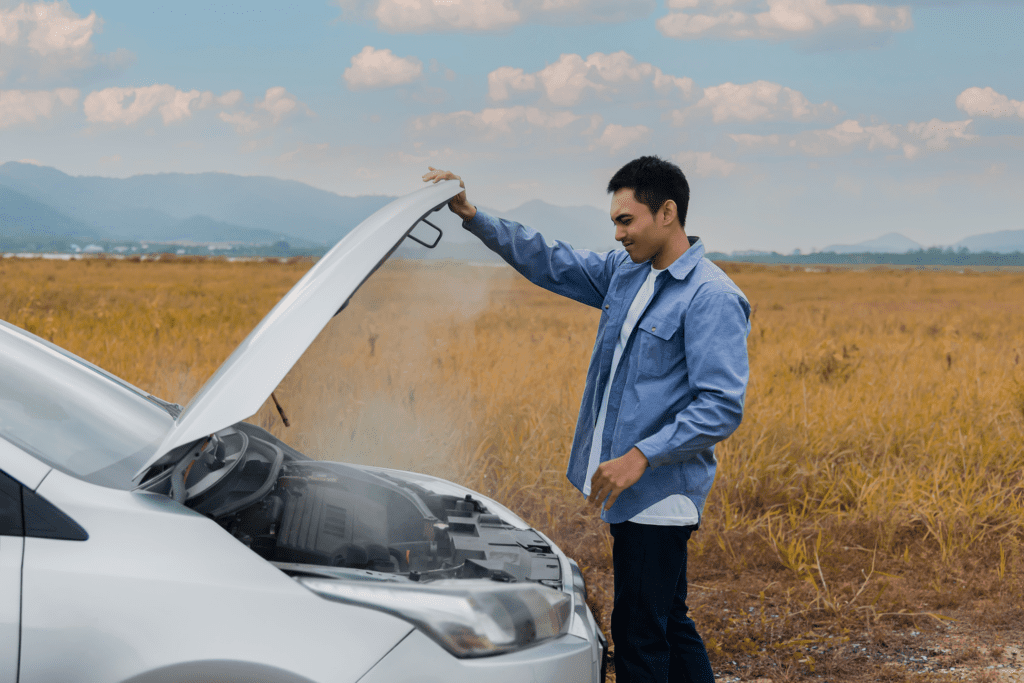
[660,199,677,226]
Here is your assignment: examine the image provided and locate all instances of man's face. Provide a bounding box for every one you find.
[610,187,672,265]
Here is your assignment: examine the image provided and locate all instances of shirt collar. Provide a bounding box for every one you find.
[664,235,704,281]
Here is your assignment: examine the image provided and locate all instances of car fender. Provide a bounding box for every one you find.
[19,468,415,683]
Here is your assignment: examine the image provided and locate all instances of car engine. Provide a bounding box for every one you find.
[140,422,562,589]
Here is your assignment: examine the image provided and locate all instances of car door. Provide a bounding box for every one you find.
[0,470,24,683]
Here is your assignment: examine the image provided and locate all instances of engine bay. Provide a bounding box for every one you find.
[139,422,562,589]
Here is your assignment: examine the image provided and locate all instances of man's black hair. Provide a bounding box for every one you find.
[607,155,690,228]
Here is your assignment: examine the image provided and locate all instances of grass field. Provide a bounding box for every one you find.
[3,254,1024,681]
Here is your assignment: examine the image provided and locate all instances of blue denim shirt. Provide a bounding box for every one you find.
[463,210,751,524]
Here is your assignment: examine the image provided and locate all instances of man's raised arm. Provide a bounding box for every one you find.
[422,167,619,309]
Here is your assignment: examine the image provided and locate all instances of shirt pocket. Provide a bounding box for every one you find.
[636,316,682,378]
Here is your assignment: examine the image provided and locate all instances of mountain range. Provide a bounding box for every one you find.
[0,162,615,257]
[953,230,1024,254]
[821,230,1024,255]
[822,232,923,254]
[1,162,1020,256]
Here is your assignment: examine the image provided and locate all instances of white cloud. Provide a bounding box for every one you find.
[537,54,602,106]
[815,119,899,152]
[0,2,95,53]
[343,46,423,90]
[906,118,975,150]
[19,1,95,55]
[675,80,836,124]
[0,2,130,82]
[672,150,739,177]
[955,87,1024,119]
[728,118,974,159]
[0,87,78,128]
[414,105,580,138]
[729,132,780,147]
[372,0,521,31]
[198,90,244,109]
[84,85,204,125]
[336,0,654,32]
[657,0,912,41]
[219,111,260,134]
[780,119,901,156]
[582,113,603,135]
[82,85,304,129]
[488,66,537,101]
[256,86,307,123]
[488,51,693,106]
[594,123,649,154]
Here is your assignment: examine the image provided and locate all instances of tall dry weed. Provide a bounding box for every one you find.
[4,256,1024,677]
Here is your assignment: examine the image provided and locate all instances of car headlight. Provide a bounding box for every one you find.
[568,560,590,629]
[299,577,571,658]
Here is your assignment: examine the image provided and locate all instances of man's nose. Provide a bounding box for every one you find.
[614,224,627,242]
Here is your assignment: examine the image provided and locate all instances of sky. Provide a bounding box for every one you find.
[0,0,1021,253]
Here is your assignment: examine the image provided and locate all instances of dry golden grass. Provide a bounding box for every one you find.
[3,255,1024,681]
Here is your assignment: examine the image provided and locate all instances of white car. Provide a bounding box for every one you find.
[0,181,606,683]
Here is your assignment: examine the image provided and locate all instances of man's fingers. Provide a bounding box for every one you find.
[587,472,603,504]
[421,166,461,185]
[588,473,614,509]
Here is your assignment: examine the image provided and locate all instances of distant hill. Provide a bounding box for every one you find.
[9,162,1015,262]
[0,185,104,242]
[0,161,623,259]
[0,162,621,253]
[953,230,1024,254]
[162,215,318,247]
[0,162,394,245]
[823,232,922,254]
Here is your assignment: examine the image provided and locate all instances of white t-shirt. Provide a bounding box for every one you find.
[582,264,700,526]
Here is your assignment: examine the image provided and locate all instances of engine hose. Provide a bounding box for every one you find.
[170,452,195,502]
[208,438,285,518]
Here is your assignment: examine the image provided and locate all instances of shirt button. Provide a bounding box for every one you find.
[604,304,610,310]
[651,326,657,331]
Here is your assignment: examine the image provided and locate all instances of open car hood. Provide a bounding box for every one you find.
[134,180,463,478]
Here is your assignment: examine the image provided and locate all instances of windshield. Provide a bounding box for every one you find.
[0,320,173,489]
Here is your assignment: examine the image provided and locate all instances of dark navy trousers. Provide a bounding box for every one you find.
[609,521,715,683]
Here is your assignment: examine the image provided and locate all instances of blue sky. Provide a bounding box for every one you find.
[1,0,1021,252]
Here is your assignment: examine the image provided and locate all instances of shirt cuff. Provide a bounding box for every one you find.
[461,206,483,230]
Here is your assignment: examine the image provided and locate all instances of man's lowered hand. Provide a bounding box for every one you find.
[587,447,649,512]
[422,167,476,222]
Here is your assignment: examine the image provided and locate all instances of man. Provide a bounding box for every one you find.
[423,156,750,683]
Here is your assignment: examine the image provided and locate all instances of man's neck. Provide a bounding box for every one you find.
[652,230,690,270]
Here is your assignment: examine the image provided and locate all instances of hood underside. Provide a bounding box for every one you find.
[134,181,463,479]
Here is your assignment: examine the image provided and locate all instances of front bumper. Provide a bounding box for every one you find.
[356,629,598,683]
[354,556,606,683]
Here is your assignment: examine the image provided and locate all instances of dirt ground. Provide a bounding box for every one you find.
[587,563,1024,683]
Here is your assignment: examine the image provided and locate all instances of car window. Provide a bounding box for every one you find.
[0,471,22,536]
[0,324,173,490]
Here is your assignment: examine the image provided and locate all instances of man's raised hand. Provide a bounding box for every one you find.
[422,167,476,222]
